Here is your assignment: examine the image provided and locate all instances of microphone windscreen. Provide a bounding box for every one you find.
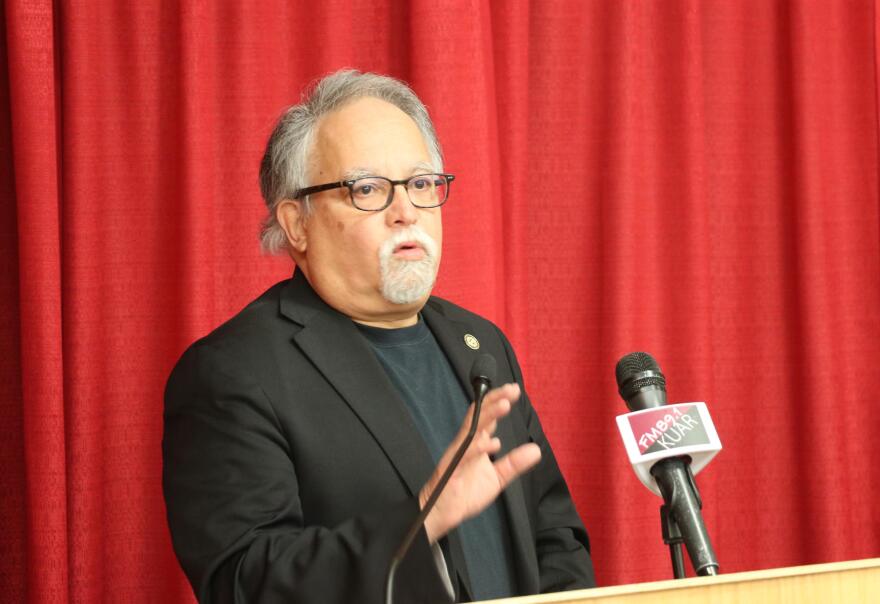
[615,352,667,400]
[470,353,497,386]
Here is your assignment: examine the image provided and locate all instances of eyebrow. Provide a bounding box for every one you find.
[340,167,374,181]
[411,161,437,174]
[340,163,439,181]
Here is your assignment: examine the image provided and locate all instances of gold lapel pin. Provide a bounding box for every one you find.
[464,334,480,350]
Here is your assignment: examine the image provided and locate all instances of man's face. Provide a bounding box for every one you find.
[294,97,443,326]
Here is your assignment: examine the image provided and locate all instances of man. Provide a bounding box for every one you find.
[163,70,595,603]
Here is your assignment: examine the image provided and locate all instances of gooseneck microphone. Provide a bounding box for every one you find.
[615,352,720,578]
[470,354,495,410]
[385,354,497,604]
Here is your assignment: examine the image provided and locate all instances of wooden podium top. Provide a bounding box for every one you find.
[483,557,880,604]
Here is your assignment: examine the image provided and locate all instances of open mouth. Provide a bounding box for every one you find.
[393,241,426,258]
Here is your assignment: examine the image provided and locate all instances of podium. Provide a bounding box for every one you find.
[484,558,880,603]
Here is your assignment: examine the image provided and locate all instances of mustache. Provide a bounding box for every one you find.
[379,226,439,261]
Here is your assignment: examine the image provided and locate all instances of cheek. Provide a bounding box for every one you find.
[312,210,387,267]
[345,223,387,262]
[427,214,443,246]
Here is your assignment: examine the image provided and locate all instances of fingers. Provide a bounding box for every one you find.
[471,382,522,433]
[421,389,539,543]
[468,430,502,457]
[492,443,542,490]
[454,383,521,459]
[435,382,525,488]
[447,383,521,450]
[481,382,521,415]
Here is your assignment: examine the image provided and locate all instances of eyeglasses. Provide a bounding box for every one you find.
[294,173,455,212]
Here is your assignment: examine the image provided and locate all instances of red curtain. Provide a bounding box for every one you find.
[3,1,879,601]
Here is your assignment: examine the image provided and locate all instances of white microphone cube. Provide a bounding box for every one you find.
[616,403,722,496]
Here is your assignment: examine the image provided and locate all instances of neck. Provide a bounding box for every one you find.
[352,313,419,329]
[293,260,427,329]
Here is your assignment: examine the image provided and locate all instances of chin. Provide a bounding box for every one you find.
[379,259,437,305]
[380,281,434,305]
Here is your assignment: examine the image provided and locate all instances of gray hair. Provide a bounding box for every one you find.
[258,69,444,254]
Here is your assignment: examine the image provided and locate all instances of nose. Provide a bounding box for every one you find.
[385,183,419,225]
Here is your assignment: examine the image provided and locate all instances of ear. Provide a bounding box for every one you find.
[276,198,308,254]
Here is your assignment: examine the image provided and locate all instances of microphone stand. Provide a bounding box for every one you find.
[384,381,489,604]
[652,458,719,578]
[660,504,686,579]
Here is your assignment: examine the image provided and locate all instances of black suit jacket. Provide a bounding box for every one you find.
[163,272,595,603]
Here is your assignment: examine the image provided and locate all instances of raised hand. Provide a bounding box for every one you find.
[420,383,542,543]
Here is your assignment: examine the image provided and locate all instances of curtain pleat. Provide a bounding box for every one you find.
[2,1,879,601]
[5,0,69,601]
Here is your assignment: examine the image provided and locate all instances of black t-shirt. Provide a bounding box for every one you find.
[355,317,517,601]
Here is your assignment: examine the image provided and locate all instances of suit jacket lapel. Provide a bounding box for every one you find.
[422,300,540,594]
[421,300,479,400]
[279,273,435,498]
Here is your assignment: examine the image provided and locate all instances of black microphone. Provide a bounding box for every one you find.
[615,352,720,577]
[615,352,667,410]
[470,353,495,405]
[385,354,497,604]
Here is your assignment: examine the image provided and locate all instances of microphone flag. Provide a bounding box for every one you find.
[616,402,722,496]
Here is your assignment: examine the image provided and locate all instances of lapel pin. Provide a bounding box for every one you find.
[464,334,480,350]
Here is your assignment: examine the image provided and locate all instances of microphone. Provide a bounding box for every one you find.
[470,353,496,405]
[385,354,497,604]
[615,352,720,577]
[615,351,667,410]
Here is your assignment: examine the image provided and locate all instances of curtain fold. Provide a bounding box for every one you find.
[2,1,879,601]
[5,1,69,601]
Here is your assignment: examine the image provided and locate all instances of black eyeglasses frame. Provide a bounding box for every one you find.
[293,173,455,212]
